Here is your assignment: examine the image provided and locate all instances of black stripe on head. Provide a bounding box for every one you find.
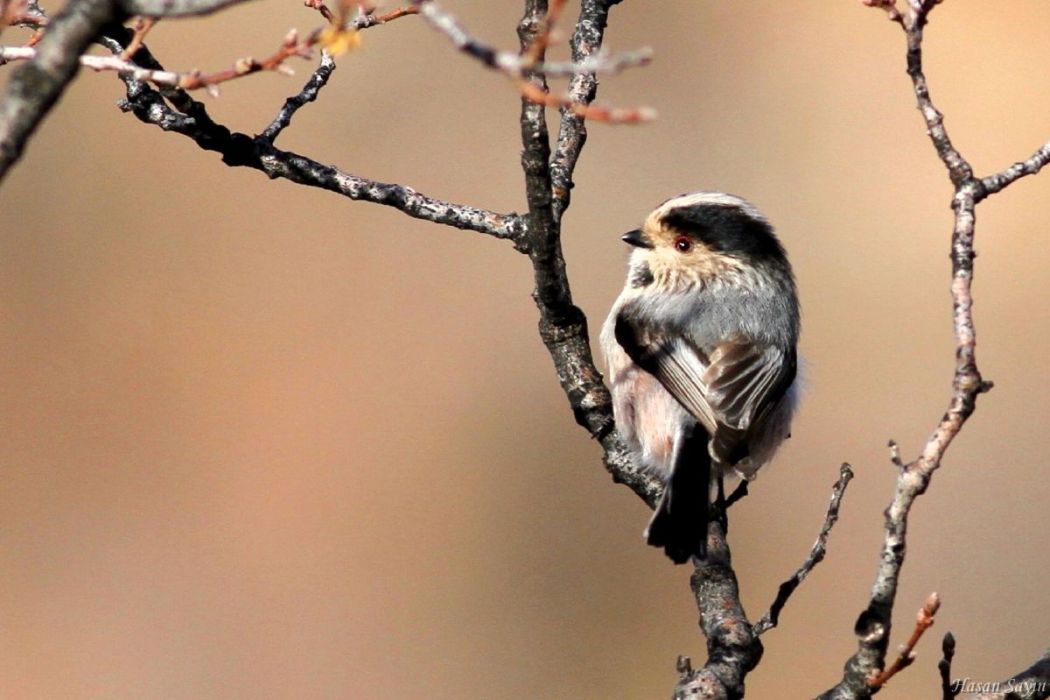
[661,204,786,262]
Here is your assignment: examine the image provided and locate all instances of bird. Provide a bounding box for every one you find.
[599,191,799,563]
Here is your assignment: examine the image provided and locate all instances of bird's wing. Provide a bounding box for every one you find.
[614,312,795,464]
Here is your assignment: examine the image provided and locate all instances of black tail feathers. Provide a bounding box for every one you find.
[645,426,711,564]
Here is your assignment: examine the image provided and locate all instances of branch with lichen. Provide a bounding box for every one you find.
[817,3,1050,698]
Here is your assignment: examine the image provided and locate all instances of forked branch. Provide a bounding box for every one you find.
[819,4,1050,697]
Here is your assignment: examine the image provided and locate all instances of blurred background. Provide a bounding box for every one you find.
[2,1,1048,698]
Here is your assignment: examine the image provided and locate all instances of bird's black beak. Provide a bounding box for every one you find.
[621,229,652,249]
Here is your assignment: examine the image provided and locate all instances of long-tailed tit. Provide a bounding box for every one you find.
[600,192,799,563]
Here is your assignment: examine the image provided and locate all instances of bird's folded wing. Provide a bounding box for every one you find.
[614,312,795,464]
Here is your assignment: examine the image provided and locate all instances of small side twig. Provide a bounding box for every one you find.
[753,463,853,636]
[888,439,904,468]
[939,632,958,700]
[259,51,336,142]
[119,15,155,58]
[2,27,316,93]
[867,592,941,688]
[979,139,1050,197]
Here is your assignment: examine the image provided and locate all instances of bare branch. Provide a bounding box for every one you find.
[753,463,854,636]
[899,0,971,185]
[3,30,314,92]
[550,0,610,221]
[980,138,1050,197]
[0,0,118,184]
[673,525,763,700]
[513,0,663,504]
[110,47,522,241]
[820,4,1049,697]
[867,592,941,689]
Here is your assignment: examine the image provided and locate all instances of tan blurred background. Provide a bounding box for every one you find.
[2,2,1048,698]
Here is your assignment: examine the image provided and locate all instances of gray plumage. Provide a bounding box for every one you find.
[600,192,799,563]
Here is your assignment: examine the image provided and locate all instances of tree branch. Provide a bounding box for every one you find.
[672,524,763,700]
[819,3,1047,697]
[0,0,119,183]
[100,27,522,242]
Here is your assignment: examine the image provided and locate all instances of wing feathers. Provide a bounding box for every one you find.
[615,311,795,466]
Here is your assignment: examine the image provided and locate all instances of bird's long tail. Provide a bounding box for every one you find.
[644,425,711,564]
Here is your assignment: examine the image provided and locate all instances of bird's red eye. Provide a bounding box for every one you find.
[674,236,692,253]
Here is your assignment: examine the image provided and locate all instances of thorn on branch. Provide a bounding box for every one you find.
[868,592,941,689]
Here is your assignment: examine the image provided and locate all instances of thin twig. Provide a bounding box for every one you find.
[106,29,523,242]
[753,463,854,636]
[516,79,656,124]
[3,3,418,96]
[868,592,941,688]
[980,139,1050,197]
[259,51,336,142]
[119,15,155,58]
[938,632,958,700]
[3,27,316,92]
[411,0,652,123]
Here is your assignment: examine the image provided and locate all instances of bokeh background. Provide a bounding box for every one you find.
[2,2,1048,698]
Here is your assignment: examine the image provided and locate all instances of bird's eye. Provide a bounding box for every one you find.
[673,236,692,253]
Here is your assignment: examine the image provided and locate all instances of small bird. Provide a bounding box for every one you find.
[600,192,799,564]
